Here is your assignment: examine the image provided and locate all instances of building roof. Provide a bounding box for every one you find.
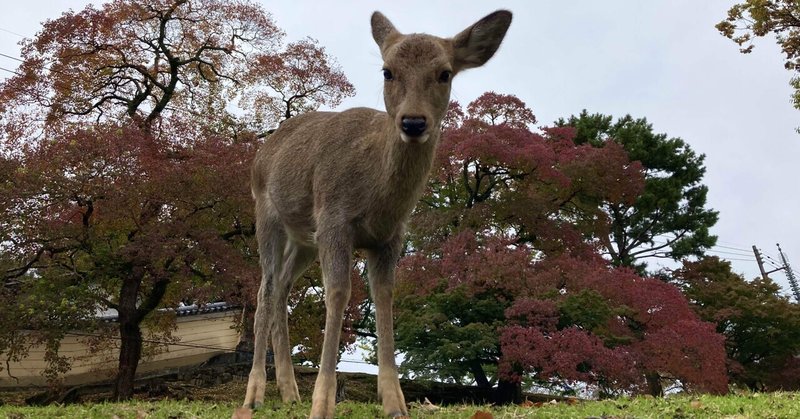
[97,302,239,322]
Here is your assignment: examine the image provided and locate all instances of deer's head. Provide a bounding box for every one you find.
[371,10,512,144]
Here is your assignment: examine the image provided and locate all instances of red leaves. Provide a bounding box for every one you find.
[505,299,559,331]
[499,325,639,388]
[634,319,728,394]
[400,217,728,393]
[241,37,355,130]
[1,0,287,137]
[3,121,260,305]
[496,254,728,394]
[465,91,537,128]
[399,230,534,298]
[398,91,728,394]
[425,93,645,258]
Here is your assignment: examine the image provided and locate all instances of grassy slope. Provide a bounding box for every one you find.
[1,393,799,418]
[1,369,797,418]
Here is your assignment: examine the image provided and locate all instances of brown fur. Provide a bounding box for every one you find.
[240,10,512,419]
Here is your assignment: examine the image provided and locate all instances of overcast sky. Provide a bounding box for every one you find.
[2,1,799,299]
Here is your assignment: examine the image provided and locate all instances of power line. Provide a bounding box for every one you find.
[715,240,755,251]
[650,238,755,258]
[0,52,23,63]
[723,257,759,262]
[705,249,756,258]
[0,26,27,38]
[712,244,753,253]
[0,65,21,76]
[765,259,783,270]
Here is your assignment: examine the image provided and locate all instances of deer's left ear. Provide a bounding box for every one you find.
[452,10,512,73]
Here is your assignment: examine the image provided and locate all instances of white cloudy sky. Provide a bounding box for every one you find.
[2,1,798,301]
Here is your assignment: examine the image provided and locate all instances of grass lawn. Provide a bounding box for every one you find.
[0,392,798,418]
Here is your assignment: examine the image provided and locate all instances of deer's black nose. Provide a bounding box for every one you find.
[401,117,427,137]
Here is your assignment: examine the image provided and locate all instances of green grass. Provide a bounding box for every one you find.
[1,393,798,419]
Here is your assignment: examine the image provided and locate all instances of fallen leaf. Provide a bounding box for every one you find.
[231,407,253,419]
[470,410,494,419]
[420,397,440,412]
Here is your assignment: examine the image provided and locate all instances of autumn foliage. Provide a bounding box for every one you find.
[0,0,750,403]
[0,0,354,399]
[672,257,800,391]
[395,93,728,398]
[717,0,800,108]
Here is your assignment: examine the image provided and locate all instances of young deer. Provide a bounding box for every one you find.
[240,10,511,419]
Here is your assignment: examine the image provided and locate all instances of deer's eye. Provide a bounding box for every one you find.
[438,70,452,83]
[382,69,393,81]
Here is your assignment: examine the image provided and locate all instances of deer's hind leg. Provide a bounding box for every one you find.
[243,201,287,409]
[271,240,317,403]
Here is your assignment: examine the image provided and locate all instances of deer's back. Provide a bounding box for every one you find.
[252,108,412,247]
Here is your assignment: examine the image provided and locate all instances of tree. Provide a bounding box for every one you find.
[0,0,353,399]
[672,257,800,391]
[1,0,282,137]
[399,233,728,399]
[1,123,259,396]
[240,38,356,132]
[556,111,718,272]
[412,95,644,253]
[717,1,800,109]
[394,93,726,400]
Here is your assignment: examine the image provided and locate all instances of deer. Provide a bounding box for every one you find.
[239,9,512,419]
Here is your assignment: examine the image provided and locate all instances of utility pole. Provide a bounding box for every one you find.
[776,244,800,302]
[752,245,785,281]
[752,245,769,280]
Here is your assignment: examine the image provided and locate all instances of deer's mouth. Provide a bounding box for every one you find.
[400,132,430,144]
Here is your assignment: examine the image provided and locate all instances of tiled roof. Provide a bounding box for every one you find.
[98,302,239,322]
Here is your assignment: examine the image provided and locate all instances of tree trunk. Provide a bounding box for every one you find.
[113,275,143,400]
[114,321,143,400]
[469,360,491,388]
[235,302,256,362]
[646,372,663,397]
[493,378,521,405]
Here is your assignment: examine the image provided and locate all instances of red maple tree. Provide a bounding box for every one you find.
[395,93,727,401]
[0,0,354,399]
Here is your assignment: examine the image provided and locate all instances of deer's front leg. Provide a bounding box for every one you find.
[367,242,407,417]
[309,229,353,419]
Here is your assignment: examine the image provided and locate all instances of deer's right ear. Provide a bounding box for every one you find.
[371,12,399,51]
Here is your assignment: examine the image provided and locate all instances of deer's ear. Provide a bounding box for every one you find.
[371,12,399,51]
[452,10,512,72]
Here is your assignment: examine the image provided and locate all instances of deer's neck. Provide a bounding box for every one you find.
[352,116,440,246]
[377,121,439,206]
